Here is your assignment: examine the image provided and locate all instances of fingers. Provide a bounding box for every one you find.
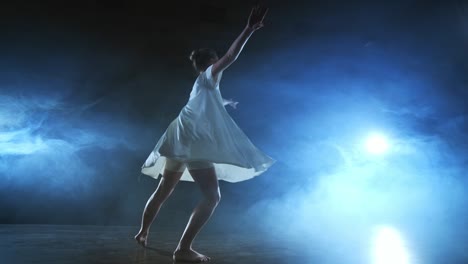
[255,5,262,16]
[251,4,268,24]
[229,101,239,109]
[256,5,266,19]
[249,6,255,18]
[248,3,268,30]
[261,8,269,21]
[251,3,260,15]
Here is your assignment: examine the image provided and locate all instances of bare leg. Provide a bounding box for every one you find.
[135,169,183,247]
[173,167,220,262]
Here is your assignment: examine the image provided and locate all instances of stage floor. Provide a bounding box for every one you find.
[2,224,464,264]
[0,224,305,264]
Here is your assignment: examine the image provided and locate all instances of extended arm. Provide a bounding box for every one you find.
[222,98,239,109]
[211,5,268,76]
[222,98,231,106]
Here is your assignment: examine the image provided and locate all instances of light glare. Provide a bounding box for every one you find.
[372,225,411,264]
[365,133,389,154]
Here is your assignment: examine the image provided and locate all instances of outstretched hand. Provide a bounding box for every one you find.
[229,100,239,109]
[225,98,239,109]
[247,4,268,31]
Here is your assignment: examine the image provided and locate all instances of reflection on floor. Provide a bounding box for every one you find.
[0,225,305,264]
[2,224,463,264]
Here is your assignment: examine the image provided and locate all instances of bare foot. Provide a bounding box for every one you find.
[134,232,148,247]
[173,248,211,262]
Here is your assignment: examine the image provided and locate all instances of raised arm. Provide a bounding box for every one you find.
[211,5,268,76]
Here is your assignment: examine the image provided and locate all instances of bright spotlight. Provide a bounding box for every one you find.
[365,133,389,154]
[372,225,411,264]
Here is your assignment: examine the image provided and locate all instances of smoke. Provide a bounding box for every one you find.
[226,11,468,261]
[0,93,140,198]
[238,105,468,262]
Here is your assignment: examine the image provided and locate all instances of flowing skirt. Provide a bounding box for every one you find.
[141,116,275,183]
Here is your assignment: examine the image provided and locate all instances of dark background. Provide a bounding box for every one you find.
[1,0,468,261]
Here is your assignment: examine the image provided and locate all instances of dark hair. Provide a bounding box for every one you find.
[189,48,218,73]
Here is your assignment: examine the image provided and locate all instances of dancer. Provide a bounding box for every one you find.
[135,4,274,263]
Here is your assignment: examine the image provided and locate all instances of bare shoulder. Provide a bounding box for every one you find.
[205,64,221,86]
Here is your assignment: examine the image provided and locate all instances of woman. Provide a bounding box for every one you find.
[135,5,274,262]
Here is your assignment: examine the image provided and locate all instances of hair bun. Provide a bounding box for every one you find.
[189,50,199,62]
[188,48,218,72]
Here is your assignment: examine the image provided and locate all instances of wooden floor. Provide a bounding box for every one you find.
[2,224,463,264]
[0,225,306,264]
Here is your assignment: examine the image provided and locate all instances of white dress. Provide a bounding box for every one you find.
[141,65,275,182]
